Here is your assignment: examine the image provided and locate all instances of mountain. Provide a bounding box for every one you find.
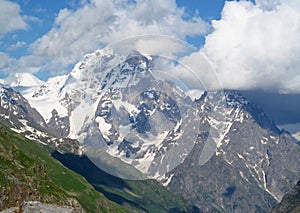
[0,86,81,153]
[167,91,300,212]
[0,114,198,212]
[269,180,300,213]
[1,47,300,212]
[5,49,200,180]
[0,85,199,212]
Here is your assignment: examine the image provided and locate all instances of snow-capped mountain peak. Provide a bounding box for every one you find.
[3,73,45,88]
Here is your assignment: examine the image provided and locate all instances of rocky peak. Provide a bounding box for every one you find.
[167,90,300,212]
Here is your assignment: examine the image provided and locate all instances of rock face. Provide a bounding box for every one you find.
[167,91,300,212]
[1,48,300,212]
[0,87,81,154]
[269,180,300,213]
[0,87,47,131]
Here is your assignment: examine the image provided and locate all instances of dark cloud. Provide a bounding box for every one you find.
[240,90,300,125]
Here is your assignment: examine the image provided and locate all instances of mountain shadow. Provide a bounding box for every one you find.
[52,151,199,213]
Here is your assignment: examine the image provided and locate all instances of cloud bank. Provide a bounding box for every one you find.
[196,0,300,94]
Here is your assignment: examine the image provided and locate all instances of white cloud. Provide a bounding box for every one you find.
[0,0,27,37]
[181,0,300,94]
[17,0,207,74]
[7,40,27,51]
[281,76,300,94]
[26,0,207,75]
[133,36,194,57]
[174,51,219,90]
[257,0,300,11]
[14,55,44,74]
[255,0,281,10]
[0,52,16,74]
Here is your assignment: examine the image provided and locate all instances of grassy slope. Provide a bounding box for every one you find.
[52,151,200,213]
[0,123,128,213]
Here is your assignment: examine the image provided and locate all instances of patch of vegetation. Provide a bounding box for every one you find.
[0,123,128,213]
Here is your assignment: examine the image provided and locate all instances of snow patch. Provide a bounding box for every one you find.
[162,174,174,187]
[185,89,204,101]
[96,116,112,141]
[260,138,268,145]
[239,171,249,182]
[68,94,99,139]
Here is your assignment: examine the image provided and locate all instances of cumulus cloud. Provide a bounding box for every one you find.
[171,51,218,90]
[26,0,207,75]
[255,0,281,10]
[0,0,27,37]
[0,52,16,74]
[193,0,300,94]
[6,41,27,51]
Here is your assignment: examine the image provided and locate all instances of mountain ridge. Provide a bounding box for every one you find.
[1,48,300,212]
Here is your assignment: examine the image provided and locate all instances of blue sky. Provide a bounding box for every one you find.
[0,0,300,95]
[1,0,224,62]
[1,1,83,59]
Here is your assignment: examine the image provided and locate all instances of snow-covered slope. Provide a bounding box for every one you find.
[3,73,44,88]
[22,75,69,121]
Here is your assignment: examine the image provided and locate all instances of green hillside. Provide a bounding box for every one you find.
[0,123,128,213]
